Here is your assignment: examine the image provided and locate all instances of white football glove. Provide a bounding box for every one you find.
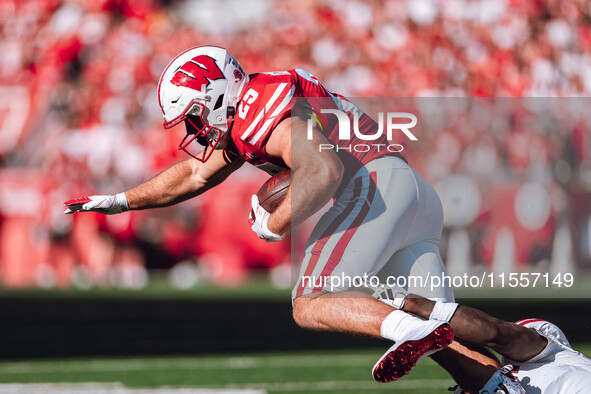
[249,195,284,242]
[479,365,525,394]
[63,193,129,215]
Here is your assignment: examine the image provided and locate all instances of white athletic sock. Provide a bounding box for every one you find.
[429,301,458,323]
[380,310,418,342]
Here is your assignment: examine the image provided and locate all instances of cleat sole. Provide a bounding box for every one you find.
[373,323,454,383]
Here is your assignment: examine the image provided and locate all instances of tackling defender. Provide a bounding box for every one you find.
[376,288,591,393]
[64,46,499,391]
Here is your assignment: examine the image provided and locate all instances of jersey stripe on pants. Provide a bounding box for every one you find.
[295,175,375,297]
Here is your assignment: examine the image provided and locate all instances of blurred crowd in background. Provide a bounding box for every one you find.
[0,0,590,290]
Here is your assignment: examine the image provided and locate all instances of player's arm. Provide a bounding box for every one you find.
[125,149,244,209]
[402,296,548,363]
[64,149,244,214]
[264,116,344,235]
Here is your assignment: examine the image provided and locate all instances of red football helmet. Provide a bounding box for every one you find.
[158,46,249,161]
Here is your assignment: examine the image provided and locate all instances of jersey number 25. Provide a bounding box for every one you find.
[238,88,259,120]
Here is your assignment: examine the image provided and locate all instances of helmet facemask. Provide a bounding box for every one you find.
[177,102,225,162]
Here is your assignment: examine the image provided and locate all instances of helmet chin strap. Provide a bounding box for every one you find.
[226,106,235,127]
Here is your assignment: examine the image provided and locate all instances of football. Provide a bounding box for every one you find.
[257,170,291,212]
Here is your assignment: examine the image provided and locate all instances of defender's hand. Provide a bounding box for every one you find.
[64,193,129,215]
[249,195,284,242]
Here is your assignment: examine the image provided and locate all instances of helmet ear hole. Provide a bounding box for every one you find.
[213,94,225,110]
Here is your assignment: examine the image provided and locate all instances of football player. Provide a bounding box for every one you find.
[64,46,499,391]
[380,288,591,393]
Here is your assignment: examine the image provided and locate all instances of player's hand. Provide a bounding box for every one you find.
[249,195,284,242]
[63,193,129,215]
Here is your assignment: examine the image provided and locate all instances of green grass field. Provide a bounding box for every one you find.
[1,278,591,393]
[1,345,590,394]
[0,349,456,393]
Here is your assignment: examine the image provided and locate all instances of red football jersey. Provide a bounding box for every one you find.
[226,69,404,191]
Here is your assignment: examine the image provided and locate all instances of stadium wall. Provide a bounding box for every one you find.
[1,297,590,359]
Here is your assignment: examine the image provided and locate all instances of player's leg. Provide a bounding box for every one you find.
[292,157,500,385]
[402,297,548,362]
[292,291,454,383]
[372,170,503,390]
[292,157,454,380]
[292,290,393,336]
[292,157,419,301]
[376,242,501,391]
[430,341,502,393]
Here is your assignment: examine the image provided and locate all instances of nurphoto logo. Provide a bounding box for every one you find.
[306,108,418,153]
